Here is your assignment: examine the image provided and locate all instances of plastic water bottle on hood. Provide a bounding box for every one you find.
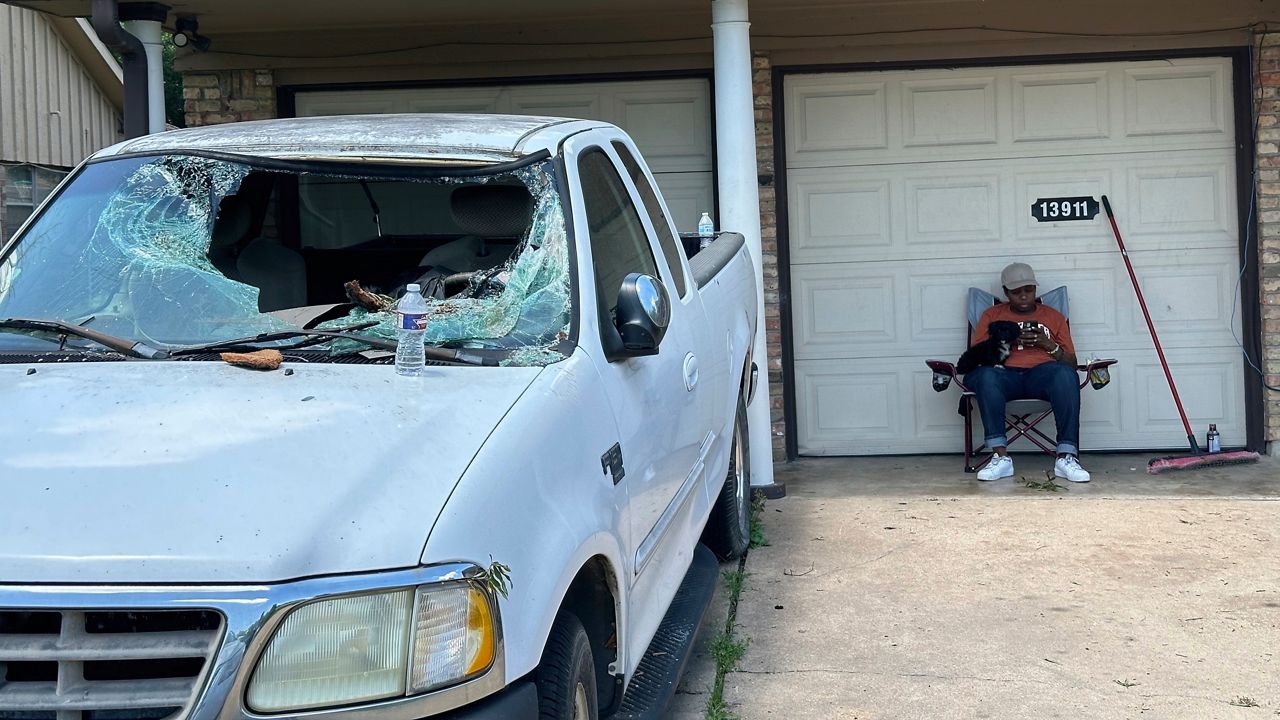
[395,283,429,377]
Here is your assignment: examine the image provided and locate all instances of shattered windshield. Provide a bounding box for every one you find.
[0,153,572,365]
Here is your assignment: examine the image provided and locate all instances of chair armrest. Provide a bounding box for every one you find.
[1076,358,1117,391]
[925,359,968,393]
[925,359,957,377]
[1076,358,1117,372]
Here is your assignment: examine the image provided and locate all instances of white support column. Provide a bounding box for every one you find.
[712,0,774,488]
[122,19,165,134]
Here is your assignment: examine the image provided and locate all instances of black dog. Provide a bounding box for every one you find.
[956,320,1022,375]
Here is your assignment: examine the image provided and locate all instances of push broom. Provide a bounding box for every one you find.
[1100,195,1260,473]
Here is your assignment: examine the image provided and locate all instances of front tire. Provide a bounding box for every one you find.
[702,395,752,559]
[536,612,598,720]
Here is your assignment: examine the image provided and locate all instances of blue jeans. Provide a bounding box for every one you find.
[965,362,1081,455]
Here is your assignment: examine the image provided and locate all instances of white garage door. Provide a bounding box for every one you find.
[784,57,1246,455]
[294,78,714,233]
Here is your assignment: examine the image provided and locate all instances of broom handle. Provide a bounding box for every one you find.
[1100,195,1199,451]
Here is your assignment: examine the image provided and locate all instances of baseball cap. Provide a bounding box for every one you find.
[1000,262,1037,290]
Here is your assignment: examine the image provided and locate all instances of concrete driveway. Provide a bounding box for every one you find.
[676,453,1280,719]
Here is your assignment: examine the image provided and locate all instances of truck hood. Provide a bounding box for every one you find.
[0,360,540,584]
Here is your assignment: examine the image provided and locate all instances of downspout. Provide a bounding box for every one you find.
[712,0,774,489]
[90,0,148,138]
[122,15,166,133]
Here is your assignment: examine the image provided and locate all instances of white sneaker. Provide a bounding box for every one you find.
[1054,455,1091,483]
[977,455,1014,481]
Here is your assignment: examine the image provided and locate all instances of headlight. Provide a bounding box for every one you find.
[247,584,497,713]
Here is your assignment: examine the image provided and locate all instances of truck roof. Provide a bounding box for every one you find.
[94,113,598,163]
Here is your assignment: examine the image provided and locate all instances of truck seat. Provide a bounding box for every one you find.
[420,185,533,272]
[238,237,308,312]
[208,196,252,279]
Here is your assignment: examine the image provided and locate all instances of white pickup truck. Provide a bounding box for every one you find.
[0,115,759,720]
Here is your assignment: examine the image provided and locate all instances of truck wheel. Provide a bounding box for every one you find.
[703,396,751,560]
[536,611,598,720]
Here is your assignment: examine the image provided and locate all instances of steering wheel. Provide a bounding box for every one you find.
[445,268,506,299]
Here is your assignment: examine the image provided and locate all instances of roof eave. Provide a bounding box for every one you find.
[47,16,124,110]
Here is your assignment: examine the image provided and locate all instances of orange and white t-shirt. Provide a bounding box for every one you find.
[969,303,1074,369]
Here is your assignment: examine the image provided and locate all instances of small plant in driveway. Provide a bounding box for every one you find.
[748,493,769,549]
[705,567,752,719]
[1024,471,1067,492]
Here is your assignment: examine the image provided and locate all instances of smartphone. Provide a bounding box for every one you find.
[1017,321,1040,350]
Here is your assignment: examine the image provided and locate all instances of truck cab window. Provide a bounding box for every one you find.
[611,141,687,298]
[578,148,661,330]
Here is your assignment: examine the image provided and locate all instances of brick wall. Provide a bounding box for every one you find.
[1258,34,1280,450]
[183,70,277,127]
[752,52,787,461]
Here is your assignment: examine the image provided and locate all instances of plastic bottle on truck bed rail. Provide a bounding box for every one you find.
[698,212,715,249]
[395,283,428,377]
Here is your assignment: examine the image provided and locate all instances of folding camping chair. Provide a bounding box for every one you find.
[924,286,1118,473]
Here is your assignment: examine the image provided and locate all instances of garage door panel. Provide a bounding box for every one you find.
[1129,348,1245,444]
[1012,70,1110,142]
[614,86,711,173]
[791,269,899,355]
[1079,384,1124,436]
[299,93,403,116]
[786,79,889,157]
[1127,162,1234,239]
[1124,64,1229,137]
[902,76,997,147]
[1118,248,1241,340]
[906,173,1001,244]
[795,361,906,454]
[507,88,602,120]
[651,171,713,233]
[911,271,982,344]
[787,169,892,264]
[404,89,503,114]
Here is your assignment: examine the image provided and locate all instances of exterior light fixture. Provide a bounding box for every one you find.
[173,16,211,52]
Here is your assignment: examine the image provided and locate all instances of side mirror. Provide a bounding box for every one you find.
[614,273,670,356]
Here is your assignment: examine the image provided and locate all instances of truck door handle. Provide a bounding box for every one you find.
[683,353,699,392]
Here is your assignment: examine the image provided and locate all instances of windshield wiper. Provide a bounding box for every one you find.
[0,318,168,359]
[168,322,497,366]
[168,322,392,355]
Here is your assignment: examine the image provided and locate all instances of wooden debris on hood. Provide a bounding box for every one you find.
[220,348,284,370]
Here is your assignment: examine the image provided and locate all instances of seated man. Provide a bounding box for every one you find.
[966,262,1090,483]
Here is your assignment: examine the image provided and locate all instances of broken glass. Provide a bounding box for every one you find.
[0,154,292,347]
[0,152,572,366]
[318,162,571,364]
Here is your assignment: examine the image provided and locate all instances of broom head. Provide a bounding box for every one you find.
[1147,450,1261,475]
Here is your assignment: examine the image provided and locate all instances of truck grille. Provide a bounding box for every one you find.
[0,609,223,720]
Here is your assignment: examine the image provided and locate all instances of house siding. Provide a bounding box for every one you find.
[0,5,120,167]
